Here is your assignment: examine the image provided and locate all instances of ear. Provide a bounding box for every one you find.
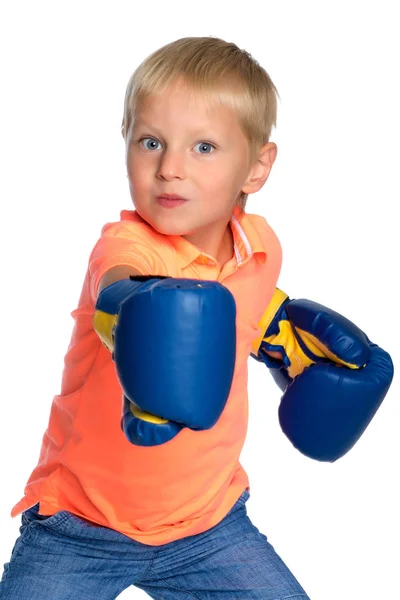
[242,143,278,195]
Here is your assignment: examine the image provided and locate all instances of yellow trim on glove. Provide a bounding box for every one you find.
[93,310,118,352]
[294,328,360,370]
[252,288,361,377]
[262,320,315,378]
[251,288,289,356]
[130,402,169,425]
[262,321,360,379]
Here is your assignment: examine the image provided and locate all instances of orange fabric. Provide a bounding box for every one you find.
[11,204,282,545]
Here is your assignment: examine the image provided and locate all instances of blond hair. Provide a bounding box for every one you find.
[122,37,280,209]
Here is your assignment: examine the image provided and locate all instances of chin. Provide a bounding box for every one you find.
[136,209,190,236]
[153,222,191,236]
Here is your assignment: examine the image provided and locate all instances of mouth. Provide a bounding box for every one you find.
[156,194,188,208]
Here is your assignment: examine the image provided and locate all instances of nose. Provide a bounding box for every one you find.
[156,149,186,181]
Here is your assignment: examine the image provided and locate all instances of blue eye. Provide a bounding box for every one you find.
[140,137,161,151]
[194,142,215,154]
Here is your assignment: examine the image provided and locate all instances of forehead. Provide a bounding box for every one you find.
[133,79,244,136]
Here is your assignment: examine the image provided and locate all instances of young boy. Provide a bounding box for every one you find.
[0,37,392,599]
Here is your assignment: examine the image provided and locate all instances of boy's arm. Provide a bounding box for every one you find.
[98,265,143,294]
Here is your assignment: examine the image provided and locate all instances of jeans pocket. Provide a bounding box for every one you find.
[21,503,70,532]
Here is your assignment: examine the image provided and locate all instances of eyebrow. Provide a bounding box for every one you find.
[132,122,219,139]
[132,122,161,134]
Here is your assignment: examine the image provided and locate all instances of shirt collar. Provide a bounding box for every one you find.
[120,204,267,270]
[169,205,267,269]
[230,204,267,267]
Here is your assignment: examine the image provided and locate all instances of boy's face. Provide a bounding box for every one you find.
[125,78,274,254]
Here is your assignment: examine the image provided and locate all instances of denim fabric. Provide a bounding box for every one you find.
[0,490,310,599]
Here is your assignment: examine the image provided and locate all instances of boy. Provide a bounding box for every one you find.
[0,37,392,599]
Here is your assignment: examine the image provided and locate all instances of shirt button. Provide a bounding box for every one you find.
[198,256,208,265]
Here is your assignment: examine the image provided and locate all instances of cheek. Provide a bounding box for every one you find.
[128,159,151,191]
[203,161,245,195]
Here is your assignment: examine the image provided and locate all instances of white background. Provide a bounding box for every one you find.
[0,1,398,599]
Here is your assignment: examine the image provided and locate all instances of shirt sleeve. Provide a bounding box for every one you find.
[88,222,168,305]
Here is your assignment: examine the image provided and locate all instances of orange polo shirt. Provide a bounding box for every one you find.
[11,204,282,545]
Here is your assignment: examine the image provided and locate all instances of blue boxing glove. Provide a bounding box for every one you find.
[94,275,236,446]
[251,289,394,462]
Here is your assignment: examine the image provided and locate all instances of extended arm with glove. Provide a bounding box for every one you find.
[251,289,394,462]
[94,275,236,446]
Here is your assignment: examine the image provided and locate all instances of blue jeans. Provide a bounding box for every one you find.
[0,490,310,599]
